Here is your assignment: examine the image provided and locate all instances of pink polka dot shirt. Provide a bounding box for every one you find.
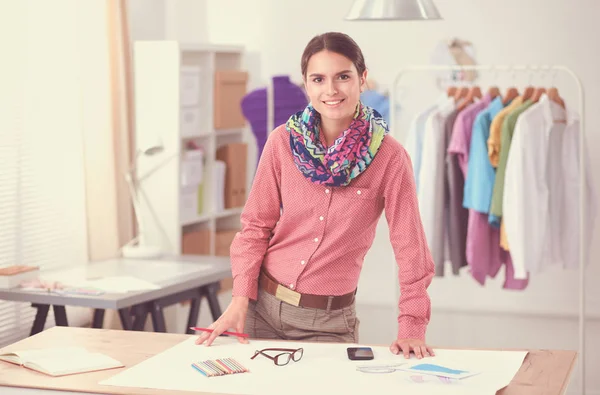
[230,124,435,340]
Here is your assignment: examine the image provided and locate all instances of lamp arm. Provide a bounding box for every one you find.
[136,152,178,182]
[124,171,146,246]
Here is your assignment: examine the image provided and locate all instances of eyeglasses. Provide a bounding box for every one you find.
[251,348,304,366]
[356,363,407,374]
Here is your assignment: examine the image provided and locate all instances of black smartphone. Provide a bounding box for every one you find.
[347,347,374,360]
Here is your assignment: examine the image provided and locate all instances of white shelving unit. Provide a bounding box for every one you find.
[132,41,251,257]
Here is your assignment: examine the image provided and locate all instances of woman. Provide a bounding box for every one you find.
[196,32,435,359]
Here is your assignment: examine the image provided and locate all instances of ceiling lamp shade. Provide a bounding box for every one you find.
[345,0,442,21]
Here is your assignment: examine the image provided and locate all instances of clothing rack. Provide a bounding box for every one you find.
[390,64,586,395]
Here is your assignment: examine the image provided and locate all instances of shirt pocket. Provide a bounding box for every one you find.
[334,186,378,201]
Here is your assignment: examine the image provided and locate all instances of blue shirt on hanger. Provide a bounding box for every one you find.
[360,90,390,124]
[463,96,506,215]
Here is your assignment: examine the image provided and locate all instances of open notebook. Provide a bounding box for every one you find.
[0,346,124,377]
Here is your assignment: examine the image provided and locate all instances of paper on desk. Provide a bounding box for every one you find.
[100,337,527,395]
[80,276,160,293]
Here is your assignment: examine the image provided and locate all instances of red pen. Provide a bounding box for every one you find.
[190,327,249,338]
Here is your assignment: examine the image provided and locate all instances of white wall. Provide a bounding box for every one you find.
[127,0,600,393]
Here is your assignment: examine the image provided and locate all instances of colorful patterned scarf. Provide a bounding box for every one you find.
[286,102,389,186]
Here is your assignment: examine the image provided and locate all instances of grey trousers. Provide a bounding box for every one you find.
[245,288,360,343]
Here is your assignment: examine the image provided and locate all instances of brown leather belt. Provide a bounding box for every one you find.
[258,270,356,310]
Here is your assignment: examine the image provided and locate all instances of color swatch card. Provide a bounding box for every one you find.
[399,359,480,380]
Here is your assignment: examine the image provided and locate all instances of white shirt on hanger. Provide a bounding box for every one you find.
[417,96,456,270]
[404,93,449,192]
[503,94,596,279]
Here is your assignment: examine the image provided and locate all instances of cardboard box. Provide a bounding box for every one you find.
[215,229,238,293]
[181,229,211,255]
[214,70,248,129]
[215,230,239,257]
[216,143,247,209]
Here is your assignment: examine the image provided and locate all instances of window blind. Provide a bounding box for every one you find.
[0,0,89,347]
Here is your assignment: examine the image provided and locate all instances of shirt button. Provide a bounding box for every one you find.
[357,190,362,195]
[301,260,305,265]
[319,216,324,221]
[290,284,294,289]
[325,189,330,194]
[314,237,319,242]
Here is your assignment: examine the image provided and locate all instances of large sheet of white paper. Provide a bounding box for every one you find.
[100,337,527,395]
[80,276,160,293]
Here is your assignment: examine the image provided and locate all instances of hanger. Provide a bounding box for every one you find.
[453,86,469,101]
[502,87,519,105]
[548,87,565,108]
[546,69,565,108]
[520,85,534,101]
[457,86,482,111]
[520,69,535,101]
[531,87,546,102]
[487,86,501,98]
[487,67,500,99]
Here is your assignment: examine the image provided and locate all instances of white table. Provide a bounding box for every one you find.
[0,255,232,334]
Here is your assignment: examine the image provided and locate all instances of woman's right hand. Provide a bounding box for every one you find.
[194,296,250,346]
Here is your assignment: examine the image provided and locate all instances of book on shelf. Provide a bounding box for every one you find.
[0,346,124,377]
[214,160,226,213]
[0,265,40,289]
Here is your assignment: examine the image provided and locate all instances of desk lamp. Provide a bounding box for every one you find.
[122,143,166,259]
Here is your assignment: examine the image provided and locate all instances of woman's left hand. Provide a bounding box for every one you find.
[390,338,435,359]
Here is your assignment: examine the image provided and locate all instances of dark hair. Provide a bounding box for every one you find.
[301,32,366,79]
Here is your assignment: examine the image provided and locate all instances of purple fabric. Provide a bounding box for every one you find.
[447,94,492,178]
[467,212,527,289]
[241,76,307,160]
[444,110,468,276]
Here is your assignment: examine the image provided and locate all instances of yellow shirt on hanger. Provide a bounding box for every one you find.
[487,96,523,167]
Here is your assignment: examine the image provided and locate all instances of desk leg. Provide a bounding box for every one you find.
[30,304,50,336]
[204,282,223,321]
[53,305,69,326]
[151,304,167,333]
[92,309,105,328]
[185,296,201,334]
[131,304,150,331]
[118,308,133,330]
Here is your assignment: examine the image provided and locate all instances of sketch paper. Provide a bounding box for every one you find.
[100,337,527,395]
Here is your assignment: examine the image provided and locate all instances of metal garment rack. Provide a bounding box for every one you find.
[390,64,586,395]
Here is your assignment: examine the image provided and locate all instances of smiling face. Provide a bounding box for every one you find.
[304,50,367,124]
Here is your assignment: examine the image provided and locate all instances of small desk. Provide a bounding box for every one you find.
[0,255,232,334]
[0,327,576,395]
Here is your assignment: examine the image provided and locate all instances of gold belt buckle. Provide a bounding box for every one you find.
[275,284,301,306]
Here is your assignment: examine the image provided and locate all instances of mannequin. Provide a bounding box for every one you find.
[241,76,308,160]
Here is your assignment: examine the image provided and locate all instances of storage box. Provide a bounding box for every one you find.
[180,108,202,138]
[215,229,239,257]
[181,229,211,255]
[214,70,248,129]
[216,143,248,209]
[180,184,201,224]
[181,149,204,187]
[180,66,202,107]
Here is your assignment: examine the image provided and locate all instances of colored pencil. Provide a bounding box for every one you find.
[190,326,249,338]
[191,363,208,377]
